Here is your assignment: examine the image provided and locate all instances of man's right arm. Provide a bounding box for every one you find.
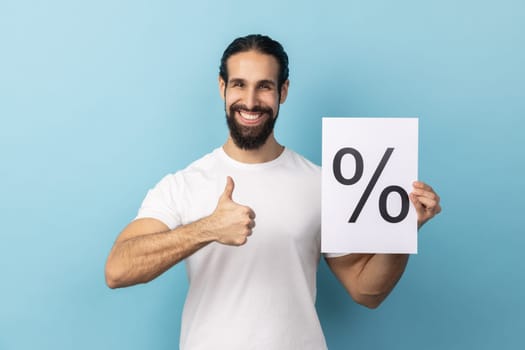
[105,176,255,289]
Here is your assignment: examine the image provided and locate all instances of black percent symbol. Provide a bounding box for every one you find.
[332,147,410,223]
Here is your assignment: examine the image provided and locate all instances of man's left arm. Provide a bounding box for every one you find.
[325,181,441,309]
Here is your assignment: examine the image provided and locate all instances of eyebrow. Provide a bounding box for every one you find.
[257,79,276,87]
[228,78,277,86]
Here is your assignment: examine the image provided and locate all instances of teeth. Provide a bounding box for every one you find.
[239,111,261,120]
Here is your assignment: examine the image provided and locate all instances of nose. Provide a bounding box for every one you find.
[244,88,258,109]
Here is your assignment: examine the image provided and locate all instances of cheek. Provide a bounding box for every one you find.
[261,92,280,107]
[225,90,242,105]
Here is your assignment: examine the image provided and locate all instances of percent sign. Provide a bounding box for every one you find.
[332,147,410,223]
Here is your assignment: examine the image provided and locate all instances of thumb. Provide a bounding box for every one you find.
[221,176,235,201]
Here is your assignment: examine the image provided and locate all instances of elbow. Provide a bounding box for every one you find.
[105,257,129,289]
[105,263,121,289]
[105,257,152,289]
[350,288,388,309]
[105,275,119,289]
[355,295,384,309]
[106,280,119,289]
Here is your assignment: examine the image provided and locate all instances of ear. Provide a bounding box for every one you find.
[218,76,226,101]
[279,79,290,104]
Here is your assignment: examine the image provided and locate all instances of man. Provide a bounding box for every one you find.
[105,34,441,349]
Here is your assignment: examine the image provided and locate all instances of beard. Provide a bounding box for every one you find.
[226,102,279,150]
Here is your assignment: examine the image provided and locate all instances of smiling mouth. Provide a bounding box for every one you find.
[237,110,267,124]
[230,103,274,126]
[239,110,262,120]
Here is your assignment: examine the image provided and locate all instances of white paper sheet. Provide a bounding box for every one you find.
[322,117,418,254]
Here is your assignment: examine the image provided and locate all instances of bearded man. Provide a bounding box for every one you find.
[105,34,441,350]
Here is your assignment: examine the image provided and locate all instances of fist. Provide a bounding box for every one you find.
[410,181,442,229]
[208,176,256,246]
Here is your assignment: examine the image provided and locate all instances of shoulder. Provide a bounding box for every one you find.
[283,148,320,174]
[170,147,223,177]
[151,148,223,191]
[182,148,223,174]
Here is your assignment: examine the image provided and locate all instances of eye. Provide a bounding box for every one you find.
[258,83,271,90]
[230,81,244,88]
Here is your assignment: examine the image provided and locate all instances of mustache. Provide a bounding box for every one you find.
[230,103,273,115]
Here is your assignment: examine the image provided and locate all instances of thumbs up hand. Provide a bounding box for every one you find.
[206,176,256,246]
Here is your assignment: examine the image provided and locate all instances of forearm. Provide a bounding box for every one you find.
[105,178,255,289]
[357,254,409,298]
[105,219,216,288]
[327,252,410,308]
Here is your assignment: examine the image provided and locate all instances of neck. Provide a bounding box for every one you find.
[222,134,284,164]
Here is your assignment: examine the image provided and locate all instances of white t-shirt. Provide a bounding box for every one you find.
[137,147,329,350]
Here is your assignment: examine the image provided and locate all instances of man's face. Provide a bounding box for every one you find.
[219,50,289,150]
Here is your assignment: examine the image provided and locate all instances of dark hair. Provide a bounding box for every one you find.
[219,34,289,92]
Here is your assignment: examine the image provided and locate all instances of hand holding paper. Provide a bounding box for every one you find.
[410,181,442,229]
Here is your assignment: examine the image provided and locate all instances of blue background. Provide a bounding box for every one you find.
[1,0,524,349]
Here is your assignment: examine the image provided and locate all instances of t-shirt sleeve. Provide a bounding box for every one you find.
[135,174,182,230]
